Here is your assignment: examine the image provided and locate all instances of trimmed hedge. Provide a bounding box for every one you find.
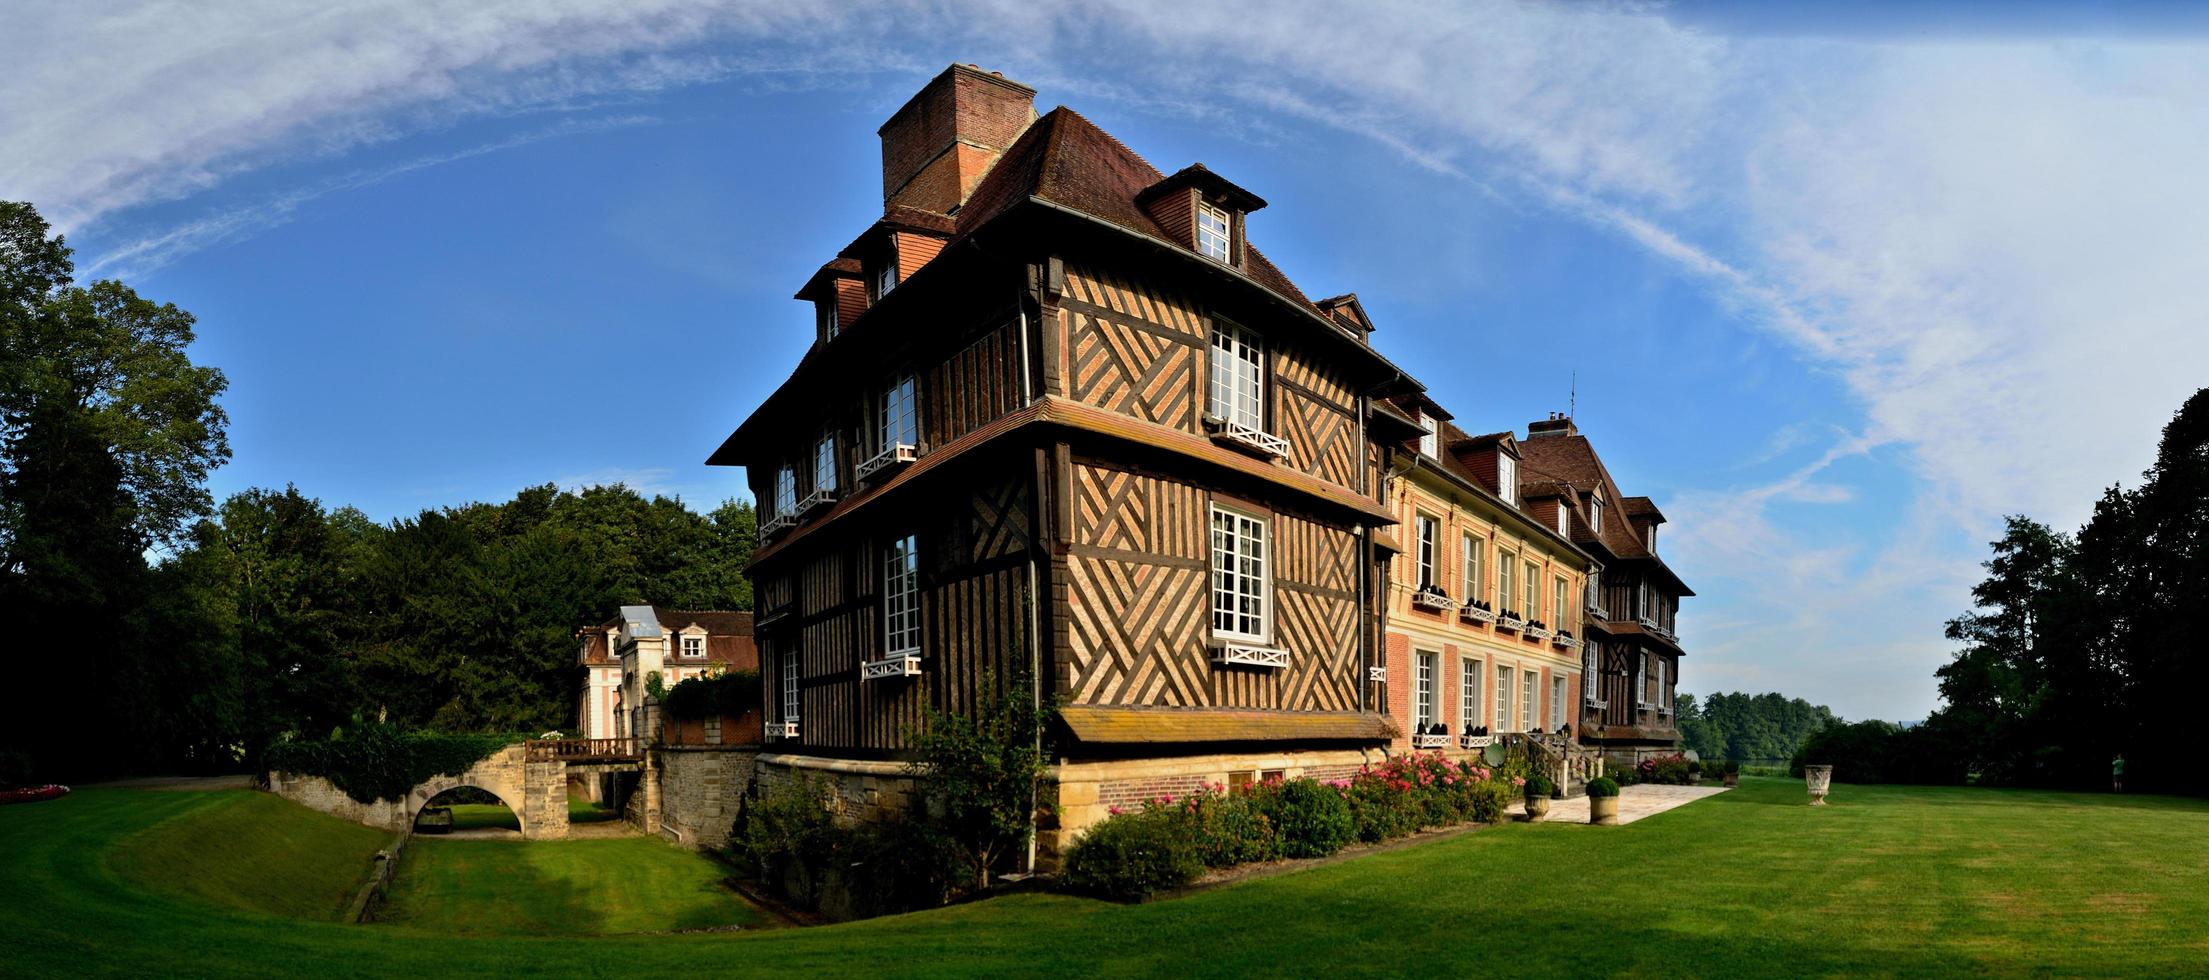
[660,670,761,720]
[263,724,526,804]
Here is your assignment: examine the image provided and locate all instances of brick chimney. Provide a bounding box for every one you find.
[1526,413,1579,439]
[878,64,1038,214]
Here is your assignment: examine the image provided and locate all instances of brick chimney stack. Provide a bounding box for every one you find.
[878,64,1038,214]
[1526,413,1579,439]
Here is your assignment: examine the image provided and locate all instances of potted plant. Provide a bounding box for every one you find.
[1804,764,1834,805]
[1723,761,1739,787]
[1586,776,1620,825]
[1523,772,1554,821]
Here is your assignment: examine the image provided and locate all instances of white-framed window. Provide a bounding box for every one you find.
[1498,550,1517,613]
[1551,675,1567,729]
[884,534,921,655]
[1495,665,1515,732]
[1415,515,1438,589]
[813,432,837,493]
[1521,671,1537,731]
[879,373,917,453]
[1636,652,1648,707]
[1656,658,1670,714]
[1587,573,1602,616]
[1557,505,1570,536]
[780,649,800,723]
[682,635,704,659]
[1197,202,1231,261]
[1584,645,1600,698]
[1590,492,1605,533]
[1210,504,1269,641]
[1497,453,1517,505]
[1461,534,1482,603]
[1554,576,1570,629]
[818,301,839,340]
[1647,523,1657,552]
[1523,559,1540,620]
[774,464,798,516]
[1638,578,1651,618]
[1459,658,1483,732]
[876,255,898,299]
[1209,320,1264,430]
[1414,651,1438,730]
[1418,414,1438,457]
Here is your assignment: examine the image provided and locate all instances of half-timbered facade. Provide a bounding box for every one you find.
[1514,416,1694,762]
[709,66,1411,854]
[1374,400,1599,760]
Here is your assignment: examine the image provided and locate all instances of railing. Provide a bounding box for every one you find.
[1211,641,1290,669]
[855,443,917,482]
[1206,417,1291,458]
[526,737,642,762]
[1460,602,1497,624]
[1503,732,1604,792]
[1412,587,1455,612]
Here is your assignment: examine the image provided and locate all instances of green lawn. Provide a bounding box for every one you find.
[379,836,765,935]
[425,795,619,832]
[5,779,2208,977]
[104,790,391,922]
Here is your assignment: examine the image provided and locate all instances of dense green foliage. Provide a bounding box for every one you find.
[0,201,232,781]
[19,781,2209,975]
[1585,776,1619,798]
[904,671,1052,891]
[262,724,527,803]
[1060,807,1206,901]
[382,836,765,935]
[660,670,762,720]
[734,775,964,917]
[1673,690,1840,764]
[106,790,387,922]
[1797,389,2209,791]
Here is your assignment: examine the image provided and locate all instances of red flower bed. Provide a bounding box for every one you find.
[0,785,69,805]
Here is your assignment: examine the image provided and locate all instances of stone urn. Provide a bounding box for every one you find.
[1804,765,1834,805]
[1723,771,1739,788]
[1524,794,1551,822]
[1589,795,1619,826]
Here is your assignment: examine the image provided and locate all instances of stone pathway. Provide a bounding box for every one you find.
[1537,783,1730,825]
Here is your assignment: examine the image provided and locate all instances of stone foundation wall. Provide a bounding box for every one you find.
[1051,747,1386,863]
[754,753,922,826]
[656,746,761,848]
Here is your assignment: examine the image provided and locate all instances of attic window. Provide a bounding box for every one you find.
[1590,492,1605,533]
[1557,505,1569,536]
[876,255,899,300]
[1497,453,1518,507]
[1197,203,1232,262]
[1418,414,1438,457]
[818,301,839,340]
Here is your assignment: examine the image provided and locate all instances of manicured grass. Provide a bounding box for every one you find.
[440,803,520,831]
[379,836,764,935]
[104,790,391,922]
[6,779,2209,977]
[569,794,619,823]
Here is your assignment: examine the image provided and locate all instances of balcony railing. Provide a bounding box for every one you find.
[1205,417,1291,459]
[1458,733,1496,749]
[761,511,796,538]
[797,487,838,514]
[1524,621,1552,641]
[1554,630,1579,649]
[1367,665,1387,683]
[861,654,922,681]
[764,721,800,740]
[1496,611,1524,631]
[1411,586,1455,612]
[1460,601,1497,624]
[1412,732,1452,750]
[1210,641,1289,669]
[855,442,917,482]
[525,737,642,762]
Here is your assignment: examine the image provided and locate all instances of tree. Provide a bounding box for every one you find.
[906,671,1051,890]
[0,201,229,780]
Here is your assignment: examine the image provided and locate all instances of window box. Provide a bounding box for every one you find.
[1458,734,1496,749]
[761,512,797,538]
[1585,697,1608,709]
[1637,615,1660,631]
[1554,630,1578,649]
[1204,417,1290,459]
[797,487,838,514]
[1497,611,1524,631]
[1412,732,1451,750]
[855,442,917,482]
[1210,641,1289,669]
[1411,586,1455,612]
[1460,601,1497,624]
[765,721,800,740]
[1367,665,1387,683]
[1525,621,1552,641]
[861,654,922,681]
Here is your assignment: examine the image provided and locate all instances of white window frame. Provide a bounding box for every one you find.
[1197,202,1231,261]
[773,464,798,516]
[1523,559,1540,622]
[818,300,838,340]
[1459,658,1483,732]
[1495,665,1515,732]
[1590,493,1604,533]
[1554,576,1570,630]
[1413,651,1438,730]
[1521,671,1537,732]
[1418,414,1438,457]
[1557,505,1570,535]
[1498,453,1517,506]
[813,432,837,493]
[1498,550,1517,614]
[1208,320,1265,432]
[1584,646,1600,699]
[1657,658,1670,715]
[879,374,917,454]
[1551,675,1567,730]
[1209,504,1270,643]
[1415,514,1438,590]
[1461,534,1482,604]
[876,254,898,299]
[884,534,921,656]
[1636,653,1649,708]
[681,635,705,659]
[780,649,800,723]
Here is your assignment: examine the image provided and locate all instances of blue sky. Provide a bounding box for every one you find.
[9,1,2207,722]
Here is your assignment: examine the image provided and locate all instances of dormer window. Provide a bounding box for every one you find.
[1646,523,1656,552]
[876,256,899,300]
[1557,504,1569,536]
[681,635,705,659]
[1418,414,1438,457]
[818,301,839,340]
[1197,203,1232,262]
[1590,492,1605,533]
[1497,453,1518,506]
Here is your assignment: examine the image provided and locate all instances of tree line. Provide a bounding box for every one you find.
[1673,691,1840,765]
[0,202,754,784]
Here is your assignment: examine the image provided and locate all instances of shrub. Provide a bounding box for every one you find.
[1585,776,1620,798]
[1724,760,1740,775]
[1524,772,1554,799]
[1464,778,1514,823]
[659,670,761,720]
[842,818,965,914]
[1061,807,1204,901]
[1185,786,1281,867]
[734,773,841,885]
[904,670,1052,892]
[1250,777,1353,858]
[1638,753,1694,786]
[262,723,526,803]
[1346,777,1421,842]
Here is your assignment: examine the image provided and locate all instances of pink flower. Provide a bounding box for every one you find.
[1512,777,1526,787]
[1109,805,1122,815]
[1160,793,1174,804]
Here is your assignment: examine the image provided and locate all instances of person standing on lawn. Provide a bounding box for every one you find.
[2112,754,2124,793]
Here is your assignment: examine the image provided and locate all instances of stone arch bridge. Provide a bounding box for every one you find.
[267,739,644,840]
